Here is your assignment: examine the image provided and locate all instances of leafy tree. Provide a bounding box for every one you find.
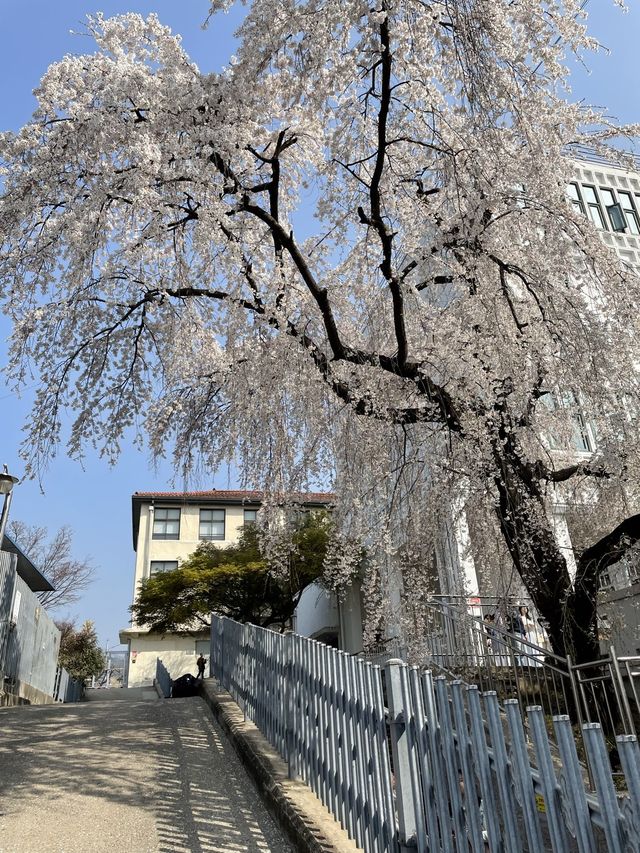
[57,620,105,682]
[8,521,95,610]
[131,513,331,632]
[0,5,639,662]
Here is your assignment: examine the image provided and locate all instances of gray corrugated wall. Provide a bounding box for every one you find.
[0,551,61,697]
[0,550,18,676]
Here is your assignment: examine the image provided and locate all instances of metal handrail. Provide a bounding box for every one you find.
[419,598,640,788]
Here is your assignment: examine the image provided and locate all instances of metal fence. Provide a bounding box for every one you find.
[419,600,640,743]
[211,614,640,853]
[52,665,83,702]
[155,657,172,698]
[211,616,396,851]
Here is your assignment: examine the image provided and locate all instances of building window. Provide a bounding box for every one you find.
[617,191,640,235]
[598,570,613,591]
[243,508,258,526]
[200,508,225,540]
[149,560,178,577]
[153,508,180,540]
[567,182,585,216]
[598,188,626,233]
[581,185,607,230]
[571,412,595,453]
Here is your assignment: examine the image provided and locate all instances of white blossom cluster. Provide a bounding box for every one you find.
[0,2,639,649]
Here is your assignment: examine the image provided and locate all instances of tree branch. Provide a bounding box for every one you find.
[577,513,640,575]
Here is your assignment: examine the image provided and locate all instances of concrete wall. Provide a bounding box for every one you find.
[126,632,210,688]
[599,583,640,657]
[0,678,56,708]
[338,584,364,654]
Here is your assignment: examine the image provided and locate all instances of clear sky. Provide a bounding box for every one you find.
[0,0,638,649]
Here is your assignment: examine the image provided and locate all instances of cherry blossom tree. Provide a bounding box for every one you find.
[1,3,639,662]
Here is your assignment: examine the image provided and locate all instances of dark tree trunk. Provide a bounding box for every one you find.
[492,445,601,664]
[570,513,640,664]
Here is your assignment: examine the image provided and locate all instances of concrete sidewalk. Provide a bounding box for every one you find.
[0,694,294,853]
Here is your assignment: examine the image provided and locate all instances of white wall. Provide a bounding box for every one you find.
[294,582,338,639]
[124,632,209,688]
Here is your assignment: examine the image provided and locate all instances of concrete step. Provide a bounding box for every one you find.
[84,686,158,702]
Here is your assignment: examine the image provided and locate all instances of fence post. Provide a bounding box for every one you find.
[220,616,226,689]
[284,631,297,779]
[609,645,636,737]
[385,658,417,851]
[241,622,247,721]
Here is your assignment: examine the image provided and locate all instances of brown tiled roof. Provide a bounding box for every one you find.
[133,489,334,502]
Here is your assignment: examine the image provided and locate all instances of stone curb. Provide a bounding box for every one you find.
[199,679,360,853]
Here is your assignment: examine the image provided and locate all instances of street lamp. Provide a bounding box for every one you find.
[0,465,19,544]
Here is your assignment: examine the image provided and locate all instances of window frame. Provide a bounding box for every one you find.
[571,411,596,454]
[616,190,640,235]
[567,182,586,217]
[243,508,258,526]
[149,560,178,577]
[199,508,226,541]
[152,507,181,540]
[598,570,613,592]
[581,184,608,230]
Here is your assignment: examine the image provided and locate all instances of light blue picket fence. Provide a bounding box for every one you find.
[211,615,640,853]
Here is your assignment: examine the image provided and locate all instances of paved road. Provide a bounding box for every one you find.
[0,692,294,853]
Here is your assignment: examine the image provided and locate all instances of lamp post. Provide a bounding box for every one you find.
[0,465,19,545]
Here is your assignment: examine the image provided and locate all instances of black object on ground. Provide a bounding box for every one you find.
[171,673,200,698]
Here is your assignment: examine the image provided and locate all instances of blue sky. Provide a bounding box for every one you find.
[0,0,638,649]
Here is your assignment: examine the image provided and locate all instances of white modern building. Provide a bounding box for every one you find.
[413,151,640,655]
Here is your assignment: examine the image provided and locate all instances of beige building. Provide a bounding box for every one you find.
[119,489,334,687]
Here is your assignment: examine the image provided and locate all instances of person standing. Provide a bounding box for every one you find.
[196,654,207,680]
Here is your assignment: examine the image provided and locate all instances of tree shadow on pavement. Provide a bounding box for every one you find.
[0,695,291,853]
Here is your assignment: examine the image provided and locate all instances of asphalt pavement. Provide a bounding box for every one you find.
[0,692,294,853]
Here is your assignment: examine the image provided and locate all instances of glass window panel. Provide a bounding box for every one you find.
[599,188,615,206]
[625,214,640,236]
[567,183,580,201]
[607,204,627,232]
[571,413,595,453]
[152,507,180,539]
[200,508,225,540]
[150,560,178,576]
[582,186,598,204]
[567,184,585,215]
[618,192,640,234]
[587,206,606,229]
[244,509,258,525]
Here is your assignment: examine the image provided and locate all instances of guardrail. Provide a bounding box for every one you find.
[211,614,640,853]
[419,600,640,742]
